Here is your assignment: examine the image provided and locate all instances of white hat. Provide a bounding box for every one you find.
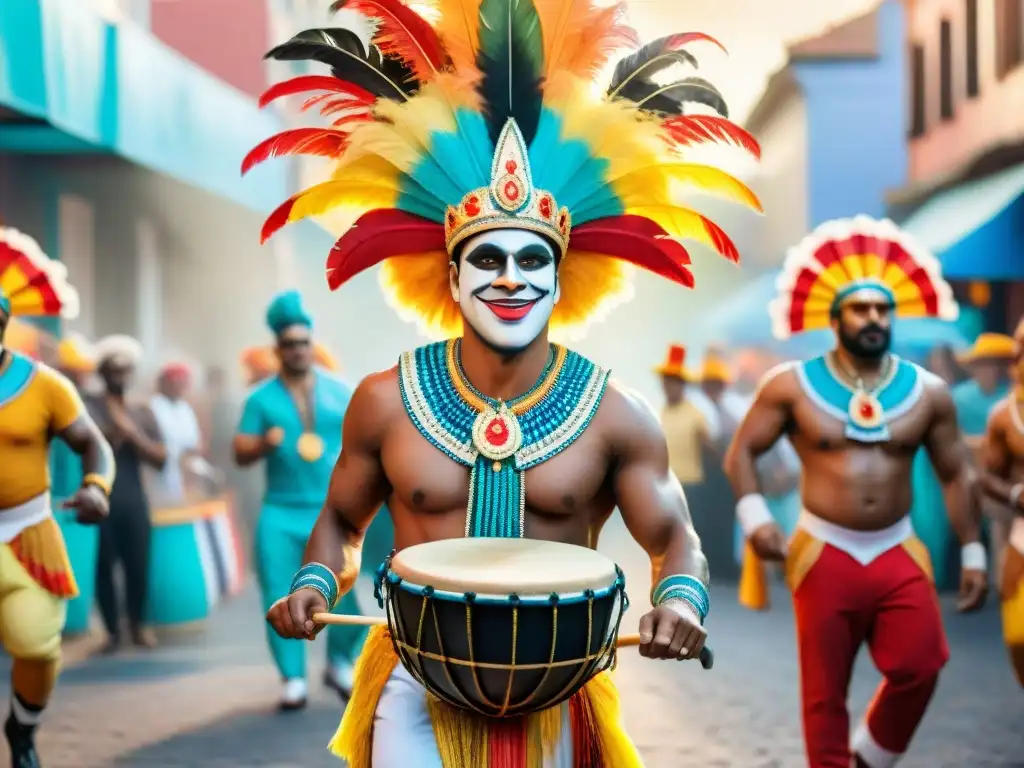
[94,334,143,368]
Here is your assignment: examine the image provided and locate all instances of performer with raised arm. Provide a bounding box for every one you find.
[0,227,114,768]
[724,216,987,768]
[979,316,1024,687]
[248,1,761,764]
[234,290,367,710]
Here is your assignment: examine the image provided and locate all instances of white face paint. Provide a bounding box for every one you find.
[450,229,559,352]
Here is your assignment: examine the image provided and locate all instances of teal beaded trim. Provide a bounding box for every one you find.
[289,562,340,609]
[398,340,609,539]
[652,574,709,623]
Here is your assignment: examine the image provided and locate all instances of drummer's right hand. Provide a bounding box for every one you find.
[749,522,787,562]
[264,427,285,449]
[266,588,327,641]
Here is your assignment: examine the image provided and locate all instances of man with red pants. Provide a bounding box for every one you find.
[725,216,988,767]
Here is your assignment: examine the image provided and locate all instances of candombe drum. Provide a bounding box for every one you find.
[378,538,628,717]
[146,496,246,626]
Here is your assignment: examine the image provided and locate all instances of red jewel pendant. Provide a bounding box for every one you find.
[485,417,509,446]
[849,391,882,428]
[472,406,522,461]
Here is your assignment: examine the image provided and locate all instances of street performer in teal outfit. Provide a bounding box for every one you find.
[233,290,365,710]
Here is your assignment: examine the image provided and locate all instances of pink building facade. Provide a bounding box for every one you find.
[904,0,1024,184]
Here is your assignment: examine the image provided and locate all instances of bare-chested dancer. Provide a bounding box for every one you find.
[725,217,987,768]
[980,316,1024,686]
[248,2,762,763]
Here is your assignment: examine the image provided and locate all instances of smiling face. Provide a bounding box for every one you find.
[450,229,559,352]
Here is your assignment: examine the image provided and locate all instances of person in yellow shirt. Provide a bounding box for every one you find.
[655,343,711,485]
[0,227,114,768]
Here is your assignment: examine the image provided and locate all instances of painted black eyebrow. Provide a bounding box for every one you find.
[464,242,553,260]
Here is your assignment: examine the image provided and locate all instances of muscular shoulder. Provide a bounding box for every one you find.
[918,367,956,415]
[753,361,800,405]
[985,396,1013,434]
[598,380,665,456]
[346,366,405,442]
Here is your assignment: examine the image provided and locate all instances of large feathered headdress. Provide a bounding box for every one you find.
[245,0,762,338]
[0,227,79,320]
[769,215,959,340]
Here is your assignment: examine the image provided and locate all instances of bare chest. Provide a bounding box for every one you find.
[1005,406,1024,479]
[380,414,612,524]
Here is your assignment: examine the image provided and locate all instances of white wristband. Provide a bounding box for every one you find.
[961,542,987,572]
[1009,483,1024,510]
[736,494,774,538]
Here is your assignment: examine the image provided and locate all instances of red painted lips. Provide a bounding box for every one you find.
[480,298,539,322]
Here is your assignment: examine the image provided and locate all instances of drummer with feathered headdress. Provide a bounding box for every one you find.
[251,0,762,764]
[724,216,987,766]
[233,289,367,710]
[0,226,114,766]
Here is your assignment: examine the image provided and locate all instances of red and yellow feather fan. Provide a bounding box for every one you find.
[0,226,79,320]
[245,0,762,339]
[769,215,958,339]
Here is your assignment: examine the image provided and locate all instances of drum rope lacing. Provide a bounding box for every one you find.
[375,553,630,716]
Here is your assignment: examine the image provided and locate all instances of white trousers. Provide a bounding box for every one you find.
[371,664,576,767]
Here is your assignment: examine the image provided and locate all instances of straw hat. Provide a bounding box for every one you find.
[957,333,1016,364]
[653,344,696,381]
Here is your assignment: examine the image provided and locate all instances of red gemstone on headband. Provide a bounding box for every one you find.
[506,160,517,174]
[504,181,520,201]
[465,195,480,216]
[539,196,552,218]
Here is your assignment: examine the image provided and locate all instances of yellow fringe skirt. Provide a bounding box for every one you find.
[8,517,78,599]
[329,626,643,768]
[1001,542,1024,687]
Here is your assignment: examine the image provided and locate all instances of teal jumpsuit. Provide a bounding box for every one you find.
[238,369,366,681]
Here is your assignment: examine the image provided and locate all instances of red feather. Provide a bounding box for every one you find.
[258,75,375,109]
[332,0,446,80]
[242,128,351,176]
[666,32,728,54]
[662,115,761,159]
[571,219,694,288]
[260,197,298,244]
[326,209,445,290]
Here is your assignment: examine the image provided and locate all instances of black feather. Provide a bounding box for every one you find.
[475,0,545,145]
[608,35,699,98]
[265,28,417,100]
[611,76,728,118]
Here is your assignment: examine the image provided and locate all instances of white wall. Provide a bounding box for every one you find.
[747,91,810,266]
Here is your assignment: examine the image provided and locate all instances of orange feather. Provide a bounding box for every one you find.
[662,115,760,158]
[421,0,483,83]
[536,0,638,79]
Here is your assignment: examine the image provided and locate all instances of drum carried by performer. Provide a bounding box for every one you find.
[252,0,761,764]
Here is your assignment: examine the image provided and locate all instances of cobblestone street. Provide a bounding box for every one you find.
[3,518,1022,767]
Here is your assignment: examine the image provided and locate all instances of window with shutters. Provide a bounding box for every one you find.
[909,44,926,138]
[940,19,954,120]
[996,0,1024,79]
[966,0,980,97]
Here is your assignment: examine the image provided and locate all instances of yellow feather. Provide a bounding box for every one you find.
[420,0,483,82]
[338,122,422,174]
[379,252,463,338]
[611,163,763,213]
[543,72,665,182]
[551,249,634,340]
[626,205,734,259]
[289,180,400,223]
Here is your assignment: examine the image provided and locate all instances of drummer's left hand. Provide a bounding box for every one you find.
[638,598,706,661]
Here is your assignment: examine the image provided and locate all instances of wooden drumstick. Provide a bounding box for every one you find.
[311,614,714,669]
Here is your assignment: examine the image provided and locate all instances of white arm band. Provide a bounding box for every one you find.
[1009,483,1024,511]
[960,542,987,572]
[736,494,774,538]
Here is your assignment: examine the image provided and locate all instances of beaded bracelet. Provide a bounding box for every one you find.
[289,562,341,610]
[652,574,710,623]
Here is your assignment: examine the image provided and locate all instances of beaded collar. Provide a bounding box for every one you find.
[795,353,923,443]
[398,339,609,538]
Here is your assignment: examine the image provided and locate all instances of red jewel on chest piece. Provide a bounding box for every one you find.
[485,417,509,446]
[859,401,876,419]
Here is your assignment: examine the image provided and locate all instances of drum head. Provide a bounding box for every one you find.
[390,538,617,596]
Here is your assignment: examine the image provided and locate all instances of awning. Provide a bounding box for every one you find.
[705,270,971,359]
[900,163,1024,280]
[0,0,288,214]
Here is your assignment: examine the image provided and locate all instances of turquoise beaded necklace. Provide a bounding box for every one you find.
[398,339,610,538]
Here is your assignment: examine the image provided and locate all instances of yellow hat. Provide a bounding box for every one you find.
[957,333,1016,364]
[57,333,96,373]
[653,344,696,381]
[700,354,734,384]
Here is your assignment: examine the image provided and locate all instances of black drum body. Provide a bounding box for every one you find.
[380,562,628,717]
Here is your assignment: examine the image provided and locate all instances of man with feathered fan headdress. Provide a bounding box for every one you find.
[724,216,987,767]
[254,1,761,764]
[0,227,114,768]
